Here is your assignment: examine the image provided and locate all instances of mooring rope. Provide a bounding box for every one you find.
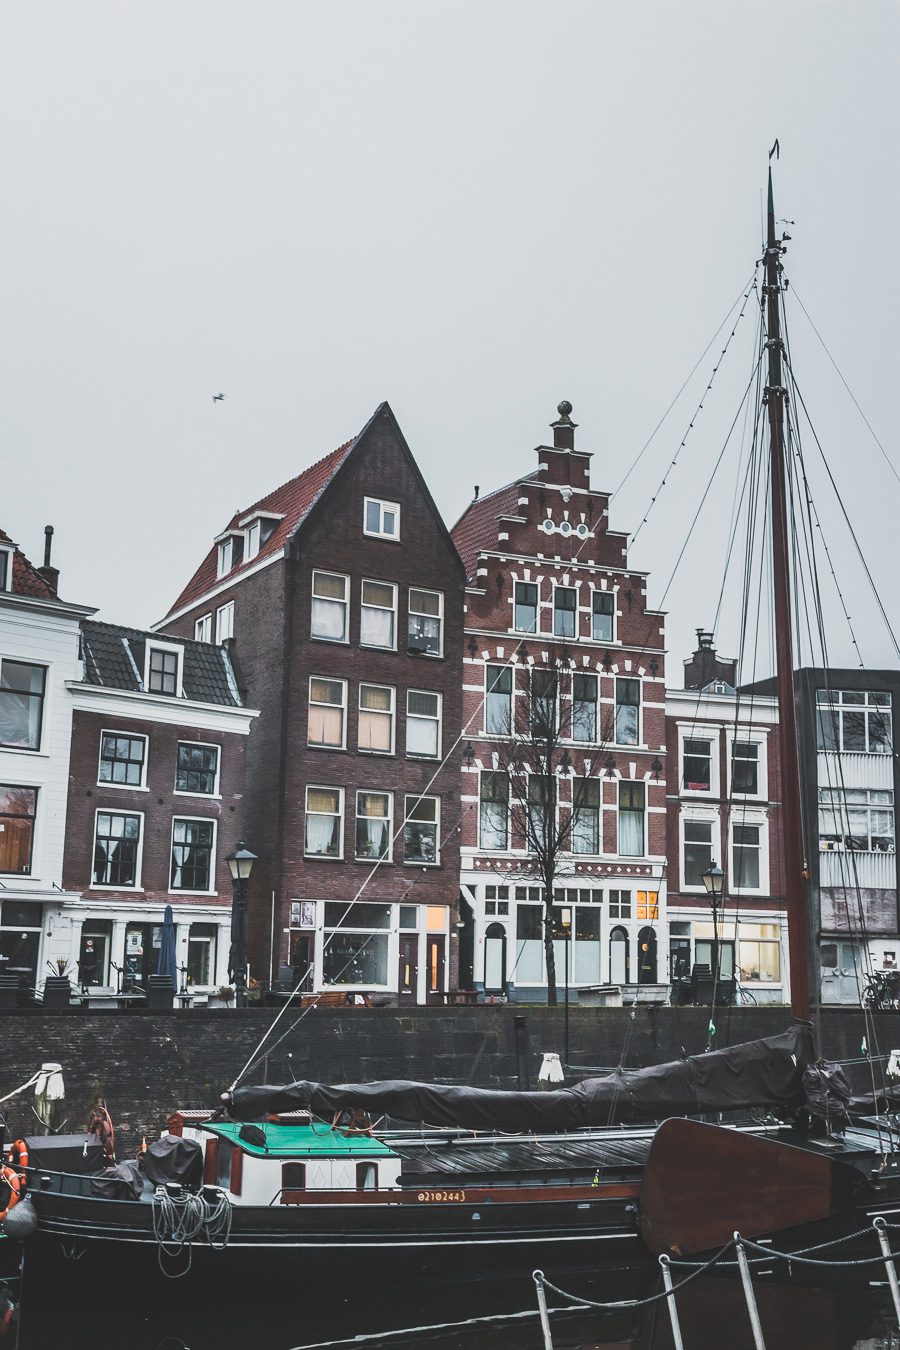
[151,1187,232,1278]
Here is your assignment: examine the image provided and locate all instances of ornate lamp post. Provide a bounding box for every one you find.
[226,842,257,1009]
[702,864,725,980]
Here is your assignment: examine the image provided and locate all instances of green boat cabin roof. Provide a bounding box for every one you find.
[203,1121,397,1159]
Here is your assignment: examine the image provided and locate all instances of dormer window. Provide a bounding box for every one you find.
[145,643,183,697]
[364,498,400,541]
[217,538,234,579]
[242,514,280,563]
[0,546,12,592]
[245,520,261,561]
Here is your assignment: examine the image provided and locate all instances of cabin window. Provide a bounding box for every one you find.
[216,1140,232,1188]
[356,1162,378,1191]
[282,1162,306,1194]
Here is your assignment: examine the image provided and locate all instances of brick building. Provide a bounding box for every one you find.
[665,633,788,1006]
[451,403,668,1001]
[61,620,257,996]
[156,402,464,1003]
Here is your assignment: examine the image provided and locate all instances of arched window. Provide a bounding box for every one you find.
[638,926,657,984]
[484,921,507,994]
[609,926,630,985]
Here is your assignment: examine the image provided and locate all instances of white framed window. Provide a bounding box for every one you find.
[0,660,46,751]
[592,590,615,642]
[617,781,644,857]
[217,538,234,579]
[0,785,38,875]
[92,810,143,888]
[194,613,212,643]
[406,690,441,758]
[215,601,234,644]
[479,772,509,850]
[615,678,640,745]
[530,669,558,736]
[323,901,391,987]
[145,642,183,697]
[485,664,513,735]
[170,816,217,893]
[404,795,440,864]
[514,581,539,633]
[731,821,764,892]
[572,779,601,854]
[682,815,716,889]
[725,731,767,799]
[553,585,577,638]
[361,580,397,650]
[175,742,221,796]
[311,571,349,643]
[245,519,261,562]
[308,677,347,749]
[241,514,279,561]
[572,673,598,742]
[364,497,401,541]
[818,787,895,853]
[816,688,892,755]
[408,589,443,656]
[304,787,344,859]
[98,731,148,788]
[358,684,395,754]
[355,791,392,861]
[682,735,714,793]
[0,546,14,592]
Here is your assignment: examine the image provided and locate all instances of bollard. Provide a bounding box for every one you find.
[659,1255,685,1350]
[532,1271,554,1350]
[874,1217,900,1329]
[734,1232,767,1350]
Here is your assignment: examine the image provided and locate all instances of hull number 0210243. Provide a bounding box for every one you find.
[416,1190,467,1202]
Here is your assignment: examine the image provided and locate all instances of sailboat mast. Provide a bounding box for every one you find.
[764,168,811,1021]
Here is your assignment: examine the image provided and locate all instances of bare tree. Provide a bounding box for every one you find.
[479,648,612,1005]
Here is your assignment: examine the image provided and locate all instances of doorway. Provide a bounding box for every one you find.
[398,934,418,1005]
[78,922,112,987]
[484,922,507,995]
[820,940,864,1005]
[425,935,445,1005]
[123,922,159,991]
[638,927,658,984]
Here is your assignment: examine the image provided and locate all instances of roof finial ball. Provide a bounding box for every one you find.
[557,400,573,423]
[550,400,577,450]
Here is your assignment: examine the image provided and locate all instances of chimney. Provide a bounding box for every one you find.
[37,525,59,595]
[683,629,737,690]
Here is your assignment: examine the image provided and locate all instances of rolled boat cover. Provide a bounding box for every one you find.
[229,1023,815,1132]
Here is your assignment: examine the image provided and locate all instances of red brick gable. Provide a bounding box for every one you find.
[163,439,355,617]
[0,526,55,599]
[451,481,523,584]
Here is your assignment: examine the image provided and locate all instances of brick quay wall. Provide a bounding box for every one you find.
[0,1007,891,1155]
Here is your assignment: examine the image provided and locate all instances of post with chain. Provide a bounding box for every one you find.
[734,1232,767,1350]
[874,1217,900,1327]
[532,1271,554,1350]
[659,1255,685,1350]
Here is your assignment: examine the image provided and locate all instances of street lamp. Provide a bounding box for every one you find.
[561,907,572,1068]
[226,842,257,1009]
[702,864,725,981]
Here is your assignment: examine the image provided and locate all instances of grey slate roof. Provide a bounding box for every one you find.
[80,620,243,707]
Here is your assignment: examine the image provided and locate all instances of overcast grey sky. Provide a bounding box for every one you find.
[3,1,898,676]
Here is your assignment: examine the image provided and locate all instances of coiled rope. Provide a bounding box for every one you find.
[151,1187,232,1278]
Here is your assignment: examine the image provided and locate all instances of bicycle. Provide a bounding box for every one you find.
[863,970,900,1012]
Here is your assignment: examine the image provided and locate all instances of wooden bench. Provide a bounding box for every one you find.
[300,991,371,1009]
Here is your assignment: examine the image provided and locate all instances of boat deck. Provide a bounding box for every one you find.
[391,1131,654,1184]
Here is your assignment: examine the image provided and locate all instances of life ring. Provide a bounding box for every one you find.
[7,1141,28,1172]
[0,1166,22,1222]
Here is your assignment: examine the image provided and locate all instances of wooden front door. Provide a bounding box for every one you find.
[398,934,418,1005]
[425,935,445,1005]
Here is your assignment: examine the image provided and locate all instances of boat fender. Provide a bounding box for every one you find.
[1,1194,37,1240]
[6,1141,28,1172]
[0,1167,22,1222]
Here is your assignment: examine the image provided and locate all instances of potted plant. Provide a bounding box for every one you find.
[44,958,72,1010]
[208,984,235,1009]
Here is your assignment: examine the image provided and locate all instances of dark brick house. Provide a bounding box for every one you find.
[156,403,464,1003]
[62,620,257,998]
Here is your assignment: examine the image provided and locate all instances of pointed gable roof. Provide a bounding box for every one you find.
[451,479,525,585]
[0,526,56,600]
[163,439,356,618]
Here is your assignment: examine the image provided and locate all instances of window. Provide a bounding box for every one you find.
[572,673,597,742]
[0,660,46,750]
[406,691,441,758]
[484,884,510,915]
[572,779,601,854]
[243,516,277,561]
[816,689,892,754]
[695,937,735,979]
[308,678,347,749]
[515,904,544,982]
[732,742,759,795]
[323,902,391,986]
[485,665,513,735]
[609,927,629,983]
[305,788,343,858]
[0,786,37,874]
[404,796,439,864]
[361,581,397,649]
[738,923,782,983]
[194,613,212,643]
[592,591,615,642]
[364,497,401,541]
[683,739,712,791]
[187,923,218,986]
[636,890,659,920]
[215,601,234,644]
[531,669,557,736]
[175,742,220,795]
[553,586,577,638]
[818,788,895,852]
[408,589,443,656]
[245,520,260,562]
[527,775,554,843]
[0,548,11,592]
[310,571,349,642]
[358,685,394,754]
[609,889,631,918]
[147,646,180,696]
[217,537,234,578]
[618,781,645,856]
[98,733,147,787]
[514,582,538,633]
[93,811,142,887]
[355,791,392,861]
[170,818,215,891]
[732,823,761,889]
[615,678,640,745]
[356,1162,378,1191]
[479,772,509,850]
[683,818,714,887]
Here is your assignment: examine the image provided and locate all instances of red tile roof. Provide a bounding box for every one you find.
[451,480,524,583]
[0,527,56,600]
[164,439,356,617]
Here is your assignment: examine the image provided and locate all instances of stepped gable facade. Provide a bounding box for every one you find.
[157,403,464,1003]
[451,404,668,1002]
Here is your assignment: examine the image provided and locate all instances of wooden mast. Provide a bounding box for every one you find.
[764,168,812,1021]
